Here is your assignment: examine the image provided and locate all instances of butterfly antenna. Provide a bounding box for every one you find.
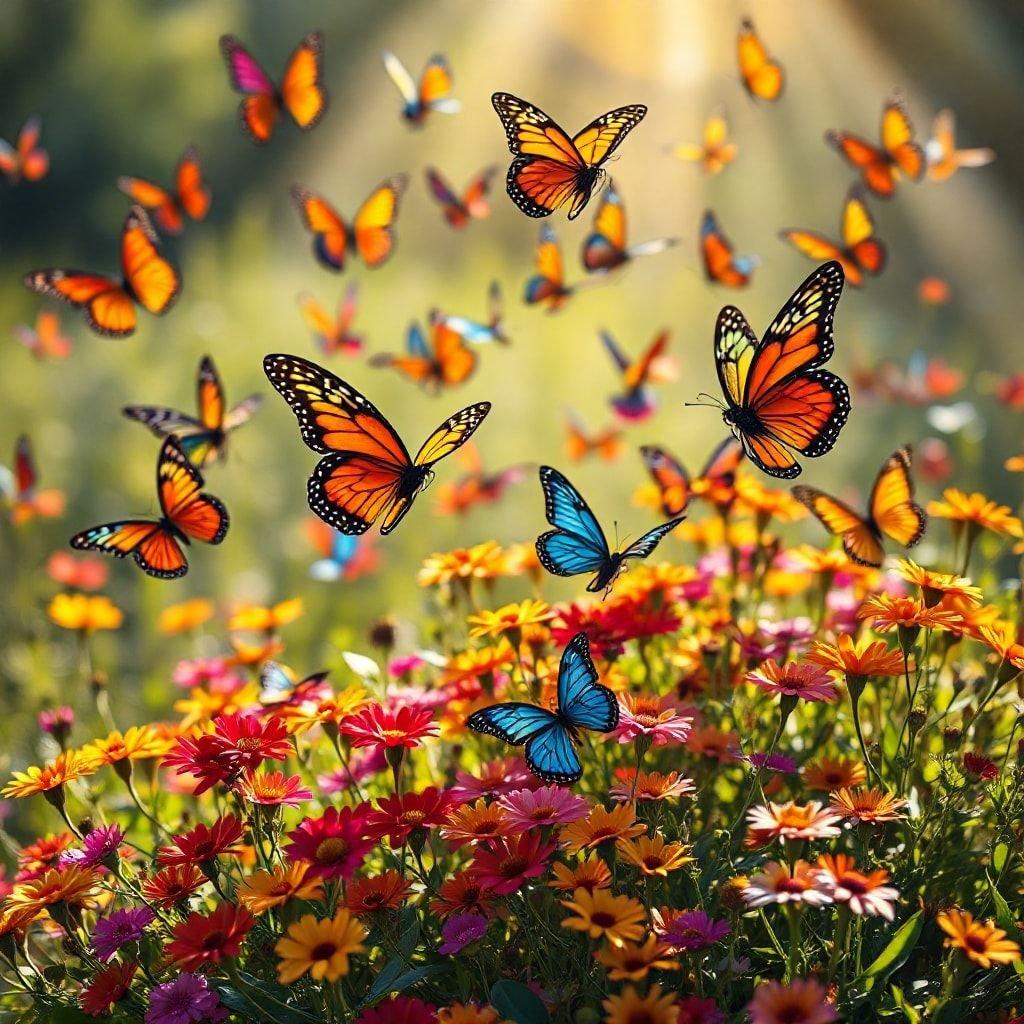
[684,392,726,410]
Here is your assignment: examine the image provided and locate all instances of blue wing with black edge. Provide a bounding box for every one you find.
[536,531,608,577]
[536,465,611,578]
[619,517,685,564]
[467,702,558,745]
[557,632,619,732]
[407,322,430,359]
[525,721,583,784]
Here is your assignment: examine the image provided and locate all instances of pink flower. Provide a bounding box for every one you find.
[285,806,372,879]
[677,996,725,1024]
[469,833,555,896]
[340,703,437,750]
[388,655,427,678]
[317,748,386,795]
[747,660,838,703]
[438,912,487,955]
[614,694,694,747]
[748,979,837,1024]
[654,908,730,952]
[450,757,539,802]
[496,785,589,828]
[171,657,243,693]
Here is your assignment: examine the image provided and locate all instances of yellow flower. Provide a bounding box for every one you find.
[10,865,101,916]
[601,984,677,1024]
[81,725,172,769]
[560,888,646,947]
[936,909,1021,968]
[594,935,678,981]
[417,542,505,587]
[3,751,94,798]
[734,475,808,523]
[467,599,553,639]
[437,1006,510,1024]
[238,863,324,915]
[173,682,261,729]
[927,489,1023,539]
[548,856,613,893]
[228,598,304,633]
[275,908,366,984]
[560,804,646,856]
[158,598,215,634]
[616,835,694,877]
[47,593,122,632]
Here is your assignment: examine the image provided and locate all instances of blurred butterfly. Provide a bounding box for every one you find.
[668,109,738,175]
[435,281,509,346]
[536,466,684,594]
[425,165,498,228]
[434,443,527,516]
[792,446,925,567]
[564,409,623,463]
[297,283,364,356]
[880,353,964,406]
[779,187,886,288]
[219,32,327,143]
[383,52,461,126]
[737,18,784,101]
[826,96,924,198]
[0,115,48,184]
[13,310,71,360]
[601,329,676,422]
[701,210,759,288]
[701,260,850,479]
[925,109,995,182]
[70,437,228,579]
[2,436,65,525]
[639,438,745,517]
[468,632,618,784]
[369,318,476,392]
[525,225,592,311]
[117,147,211,235]
[23,205,180,337]
[492,92,647,220]
[259,660,333,707]
[122,354,262,467]
[581,180,679,273]
[264,353,490,535]
[291,177,407,272]
[305,519,379,581]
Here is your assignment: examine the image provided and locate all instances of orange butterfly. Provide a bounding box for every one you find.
[13,310,71,360]
[434,444,527,516]
[492,92,647,220]
[703,261,850,479]
[737,19,784,101]
[601,329,676,422]
[3,436,65,525]
[0,115,48,184]
[793,446,925,567]
[639,438,744,516]
[23,206,181,337]
[70,438,228,578]
[435,281,509,346]
[291,177,407,273]
[826,96,924,198]
[297,284,364,356]
[265,353,490,535]
[581,180,679,273]
[425,166,498,228]
[220,33,328,144]
[701,210,759,288]
[383,52,461,126]
[565,408,623,463]
[370,318,476,392]
[117,147,211,235]
[925,109,995,182]
[669,110,739,175]
[525,225,594,311]
[779,188,886,287]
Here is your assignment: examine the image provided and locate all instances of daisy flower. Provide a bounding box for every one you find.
[653,908,730,952]
[748,978,837,1024]
[813,854,899,919]
[746,801,842,846]
[742,861,833,909]
[829,787,907,824]
[936,908,1021,968]
[747,660,837,702]
[496,785,589,828]
[614,693,694,747]
[560,889,646,947]
[275,908,366,984]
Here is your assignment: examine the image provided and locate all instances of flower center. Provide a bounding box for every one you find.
[201,930,226,951]
[590,912,617,928]
[499,856,527,876]
[311,941,338,961]
[315,838,350,863]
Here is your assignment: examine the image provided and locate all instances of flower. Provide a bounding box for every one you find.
[896,560,982,607]
[467,599,553,638]
[286,806,373,880]
[829,787,907,824]
[441,799,513,847]
[82,725,171,771]
[47,551,108,591]
[10,864,101,917]
[747,660,838,702]
[92,906,156,962]
[17,832,75,876]
[813,854,899,919]
[228,597,303,633]
[158,815,245,868]
[601,985,678,1024]
[235,769,312,806]
[436,1005,507,1024]
[430,872,492,919]
[275,908,367,984]
[806,634,905,678]
[144,972,226,1024]
[80,961,137,1017]
[438,912,488,955]
[3,750,94,799]
[801,757,867,792]
[858,594,963,634]
[451,757,537,801]
[237,862,324,915]
[47,593,123,632]
[418,542,505,587]
[59,824,123,869]
[345,870,414,915]
[366,787,453,846]
[38,705,74,742]
[341,703,438,750]
[158,598,215,635]
[164,901,255,971]
[610,769,695,802]
[746,801,842,846]
[560,803,646,855]
[963,751,1000,781]
[594,934,678,981]
[936,908,1021,968]
[470,833,555,896]
[614,693,694,746]
[210,712,292,769]
[560,889,646,947]
[748,978,837,1024]
[141,865,207,908]
[548,855,613,894]
[654,908,730,952]
[355,996,438,1024]
[496,785,589,828]
[928,489,1023,539]
[616,834,694,876]
[742,861,833,909]
[677,996,725,1024]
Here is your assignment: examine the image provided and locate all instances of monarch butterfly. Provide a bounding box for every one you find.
[264,353,490,535]
[639,438,745,517]
[525,225,595,311]
[305,520,379,582]
[492,92,647,220]
[3,436,65,525]
[291,177,407,272]
[122,355,262,467]
[701,261,850,479]
[219,33,328,143]
[0,115,48,183]
[297,284,364,356]
[435,281,509,346]
[601,329,676,422]
[737,18,785,101]
[925,109,995,182]
[425,166,498,228]
[383,52,461,126]
[369,318,476,392]
[434,443,527,516]
[668,109,739,175]
[701,210,759,288]
[564,409,623,463]
[117,147,211,235]
[23,205,181,337]
[13,310,71,360]
[581,180,679,273]
[826,96,924,198]
[70,438,229,579]
[792,447,925,567]
[779,187,886,287]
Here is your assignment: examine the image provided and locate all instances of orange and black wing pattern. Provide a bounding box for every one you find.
[737,19,784,101]
[640,446,691,517]
[701,210,757,287]
[117,147,210,236]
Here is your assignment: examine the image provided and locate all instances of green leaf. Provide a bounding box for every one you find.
[933,998,968,1024]
[987,876,1024,978]
[490,980,551,1024]
[215,981,316,1024]
[365,959,439,1005]
[890,984,921,1023]
[992,842,1009,872]
[399,906,420,959]
[853,911,923,1000]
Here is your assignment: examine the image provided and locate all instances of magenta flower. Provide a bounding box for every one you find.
[677,996,726,1024]
[740,752,798,774]
[654,909,730,952]
[145,972,227,1024]
[614,694,694,747]
[317,748,386,795]
[285,806,373,879]
[92,906,155,962]
[171,657,243,694]
[450,756,538,802]
[38,706,74,741]
[438,912,488,955]
[388,655,427,678]
[59,824,124,869]
[746,660,838,702]
[497,785,589,828]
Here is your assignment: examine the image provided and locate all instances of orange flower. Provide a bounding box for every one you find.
[937,909,1021,969]
[442,643,516,686]
[237,863,324,915]
[829,787,907,824]
[467,599,553,639]
[616,835,693,876]
[735,476,808,523]
[560,804,646,856]
[548,856,612,893]
[595,934,678,981]
[806,635,905,677]
[801,757,867,792]
[417,542,505,587]
[441,800,512,848]
[857,594,962,634]
[158,598,215,635]
[47,593,122,632]
[3,751,94,798]
[687,724,740,763]
[927,489,1023,539]
[344,870,414,915]
[560,889,646,947]
[81,725,173,770]
[601,985,678,1024]
[10,865,101,916]
[895,560,982,608]
[228,598,304,633]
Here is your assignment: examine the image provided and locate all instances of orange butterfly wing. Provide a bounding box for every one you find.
[640,446,691,516]
[175,147,211,221]
[23,270,135,338]
[881,99,924,180]
[121,206,181,316]
[792,485,883,566]
[158,439,229,544]
[825,130,894,198]
[291,185,350,271]
[353,176,408,268]
[737,19,784,101]
[117,177,182,234]
[197,356,225,432]
[280,32,329,130]
[869,446,926,548]
[433,321,477,386]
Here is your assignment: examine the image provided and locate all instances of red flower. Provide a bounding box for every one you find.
[340,703,438,750]
[158,815,245,868]
[429,871,494,919]
[355,996,437,1024]
[213,712,292,768]
[79,961,137,1017]
[140,864,207,908]
[286,806,373,879]
[964,751,999,781]
[163,732,241,795]
[469,833,556,896]
[365,787,454,847]
[164,900,254,971]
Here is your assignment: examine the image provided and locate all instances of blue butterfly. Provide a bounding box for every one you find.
[310,530,359,581]
[258,661,331,707]
[536,466,685,594]
[467,632,618,784]
[435,281,509,346]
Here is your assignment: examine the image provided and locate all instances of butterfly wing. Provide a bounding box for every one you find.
[841,187,886,280]
[738,18,784,100]
[640,445,691,516]
[525,225,567,306]
[425,167,467,227]
[524,721,583,784]
[418,55,460,114]
[14,436,36,500]
[413,403,492,469]
[16,116,48,181]
[291,185,349,271]
[298,292,337,350]
[701,436,745,483]
[535,465,611,578]
[174,147,211,221]
[432,321,477,386]
[71,519,186,579]
[219,35,279,143]
[121,205,181,316]
[571,106,648,168]
[462,165,498,219]
[280,32,328,130]
[881,98,923,180]
[702,210,753,287]
[619,518,684,565]
[468,702,559,744]
[382,51,418,106]
[556,631,619,733]
[196,356,225,433]
[869,446,926,549]
[158,438,229,545]
[792,484,882,567]
[23,270,135,338]
[116,176,182,234]
[352,175,408,268]
[582,180,627,271]
[826,129,895,198]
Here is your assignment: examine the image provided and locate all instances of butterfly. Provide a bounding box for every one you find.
[737,18,785,101]
[298,283,364,356]
[425,166,498,228]
[435,443,527,516]
[117,147,211,235]
[668,109,739,175]
[305,519,379,581]
[536,466,684,594]
[369,318,476,392]
[564,409,623,463]
[492,92,647,220]
[383,52,461,126]
[525,225,590,311]
[264,353,490,535]
[3,436,65,525]
[925,109,995,182]
[291,177,407,273]
[0,115,48,184]
[826,96,924,198]
[704,260,850,479]
[467,632,619,784]
[435,281,509,346]
[581,180,679,273]
[779,188,886,288]
[259,660,333,707]
[701,210,759,287]
[122,355,262,467]
[13,310,72,360]
[639,438,745,517]
[219,32,328,143]
[792,446,925,567]
[23,205,181,337]
[601,329,675,422]
[70,437,228,579]
[879,354,964,406]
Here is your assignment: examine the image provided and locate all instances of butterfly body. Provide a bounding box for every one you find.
[426,166,497,228]
[602,329,674,423]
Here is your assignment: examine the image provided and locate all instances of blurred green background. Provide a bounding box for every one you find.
[2,0,1023,805]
